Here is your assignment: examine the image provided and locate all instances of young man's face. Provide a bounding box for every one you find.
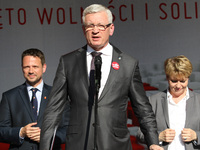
[22,56,46,87]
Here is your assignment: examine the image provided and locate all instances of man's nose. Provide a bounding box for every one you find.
[92,26,100,33]
[29,67,34,73]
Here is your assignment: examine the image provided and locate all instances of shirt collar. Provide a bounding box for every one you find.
[86,43,113,56]
[167,87,190,103]
[26,80,44,92]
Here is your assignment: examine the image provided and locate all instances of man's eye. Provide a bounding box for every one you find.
[180,80,186,83]
[98,25,105,28]
[88,25,94,28]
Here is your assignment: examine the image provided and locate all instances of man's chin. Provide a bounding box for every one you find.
[26,79,37,86]
[90,44,104,51]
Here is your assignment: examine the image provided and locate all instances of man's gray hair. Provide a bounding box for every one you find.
[82,4,113,25]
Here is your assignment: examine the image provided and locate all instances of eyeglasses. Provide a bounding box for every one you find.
[84,23,111,31]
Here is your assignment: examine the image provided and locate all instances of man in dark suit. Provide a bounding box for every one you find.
[0,48,67,150]
[40,4,163,150]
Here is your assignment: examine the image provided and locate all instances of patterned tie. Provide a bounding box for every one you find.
[31,88,38,121]
[89,52,102,103]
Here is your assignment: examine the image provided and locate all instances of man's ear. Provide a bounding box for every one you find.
[109,23,115,36]
[42,63,47,73]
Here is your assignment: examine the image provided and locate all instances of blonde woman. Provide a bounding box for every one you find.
[137,55,200,150]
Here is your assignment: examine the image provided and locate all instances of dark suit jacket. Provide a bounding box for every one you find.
[40,45,159,150]
[137,90,200,150]
[0,83,67,150]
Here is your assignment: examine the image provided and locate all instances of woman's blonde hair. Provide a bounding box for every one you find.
[164,55,193,78]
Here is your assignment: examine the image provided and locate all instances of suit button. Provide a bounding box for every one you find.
[92,123,95,127]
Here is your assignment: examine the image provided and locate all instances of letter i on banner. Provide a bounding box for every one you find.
[145,3,148,20]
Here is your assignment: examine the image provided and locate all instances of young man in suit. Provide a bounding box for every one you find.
[40,4,163,150]
[0,48,67,150]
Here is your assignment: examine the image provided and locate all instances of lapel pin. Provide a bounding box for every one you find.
[44,96,47,99]
[112,62,120,70]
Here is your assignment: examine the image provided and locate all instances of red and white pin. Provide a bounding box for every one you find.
[112,62,120,70]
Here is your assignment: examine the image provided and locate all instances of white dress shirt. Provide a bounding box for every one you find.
[167,87,189,150]
[86,43,113,97]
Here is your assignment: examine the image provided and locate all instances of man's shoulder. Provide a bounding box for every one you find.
[44,83,52,89]
[3,83,52,94]
[3,84,26,95]
[43,83,52,92]
[61,46,87,58]
[112,44,137,62]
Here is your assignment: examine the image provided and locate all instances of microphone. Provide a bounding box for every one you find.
[94,55,102,89]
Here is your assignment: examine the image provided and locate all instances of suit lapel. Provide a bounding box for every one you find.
[99,46,122,101]
[185,91,194,127]
[77,46,90,93]
[161,92,170,128]
[19,83,35,121]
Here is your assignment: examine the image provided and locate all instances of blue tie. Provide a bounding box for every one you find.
[31,88,38,121]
